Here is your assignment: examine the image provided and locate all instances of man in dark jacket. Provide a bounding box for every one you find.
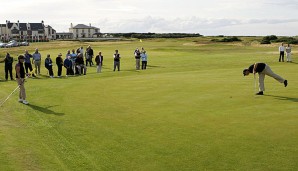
[64,56,73,76]
[75,53,87,75]
[4,53,14,81]
[45,54,54,78]
[86,45,94,66]
[56,53,63,77]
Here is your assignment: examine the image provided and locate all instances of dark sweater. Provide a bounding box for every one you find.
[248,63,266,73]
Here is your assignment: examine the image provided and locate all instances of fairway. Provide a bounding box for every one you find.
[0,38,298,170]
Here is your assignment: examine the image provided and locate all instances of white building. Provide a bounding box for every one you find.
[0,20,56,41]
[69,23,100,39]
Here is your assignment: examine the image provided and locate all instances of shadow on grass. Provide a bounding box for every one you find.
[265,95,298,102]
[28,104,65,116]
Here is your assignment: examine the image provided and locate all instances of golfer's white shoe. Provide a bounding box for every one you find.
[18,99,23,103]
[22,100,29,105]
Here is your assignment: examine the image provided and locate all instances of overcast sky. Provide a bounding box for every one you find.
[1,0,298,36]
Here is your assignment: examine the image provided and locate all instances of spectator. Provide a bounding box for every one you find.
[75,53,87,75]
[86,45,94,66]
[134,48,141,70]
[24,50,35,77]
[4,53,14,81]
[70,49,77,73]
[45,54,54,78]
[64,56,74,76]
[113,50,121,71]
[95,51,103,73]
[56,53,63,77]
[141,50,148,70]
[32,48,41,75]
[279,43,285,62]
[286,44,292,62]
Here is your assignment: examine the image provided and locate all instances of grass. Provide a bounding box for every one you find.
[0,37,298,170]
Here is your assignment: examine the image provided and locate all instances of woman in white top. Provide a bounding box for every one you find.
[286,44,292,62]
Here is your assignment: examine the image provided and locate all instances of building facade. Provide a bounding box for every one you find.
[69,23,100,39]
[0,20,56,42]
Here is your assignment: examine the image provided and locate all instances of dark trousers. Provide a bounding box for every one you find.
[5,65,13,80]
[25,63,33,73]
[86,59,92,67]
[66,67,74,75]
[46,66,54,76]
[114,61,120,71]
[57,64,63,76]
[279,51,284,62]
[142,61,147,70]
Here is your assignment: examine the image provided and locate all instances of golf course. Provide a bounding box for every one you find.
[0,37,297,170]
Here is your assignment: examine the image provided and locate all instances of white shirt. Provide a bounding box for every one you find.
[279,46,285,52]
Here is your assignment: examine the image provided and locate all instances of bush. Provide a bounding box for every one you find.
[211,36,241,42]
[260,39,271,44]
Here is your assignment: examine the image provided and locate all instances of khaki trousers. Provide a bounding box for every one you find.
[17,78,26,100]
[258,65,285,92]
[136,59,140,70]
[34,61,41,74]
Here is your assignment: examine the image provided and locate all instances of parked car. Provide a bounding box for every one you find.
[20,41,29,46]
[5,40,19,48]
[0,42,7,48]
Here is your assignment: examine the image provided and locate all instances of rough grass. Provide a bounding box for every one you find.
[0,38,298,171]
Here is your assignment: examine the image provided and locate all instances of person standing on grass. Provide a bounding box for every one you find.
[286,44,292,62]
[24,50,35,77]
[45,54,54,78]
[15,55,29,105]
[279,43,285,62]
[113,50,121,71]
[95,51,103,73]
[56,53,63,77]
[86,45,94,66]
[4,53,14,81]
[64,56,73,76]
[134,48,141,70]
[32,48,41,75]
[70,49,77,73]
[141,50,148,70]
[243,63,288,95]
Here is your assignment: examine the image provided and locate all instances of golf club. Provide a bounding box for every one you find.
[254,74,257,93]
[0,85,20,107]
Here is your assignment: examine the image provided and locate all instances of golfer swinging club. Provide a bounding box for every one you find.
[16,55,29,104]
[243,63,288,95]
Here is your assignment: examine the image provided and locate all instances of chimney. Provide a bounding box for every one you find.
[89,23,91,27]
[71,23,73,28]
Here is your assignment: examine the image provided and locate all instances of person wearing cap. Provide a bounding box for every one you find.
[45,54,54,78]
[56,53,63,77]
[15,55,29,105]
[32,48,41,75]
[243,63,288,95]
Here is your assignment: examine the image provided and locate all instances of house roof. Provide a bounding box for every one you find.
[19,23,28,31]
[73,24,99,29]
[30,23,44,30]
[7,23,14,29]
